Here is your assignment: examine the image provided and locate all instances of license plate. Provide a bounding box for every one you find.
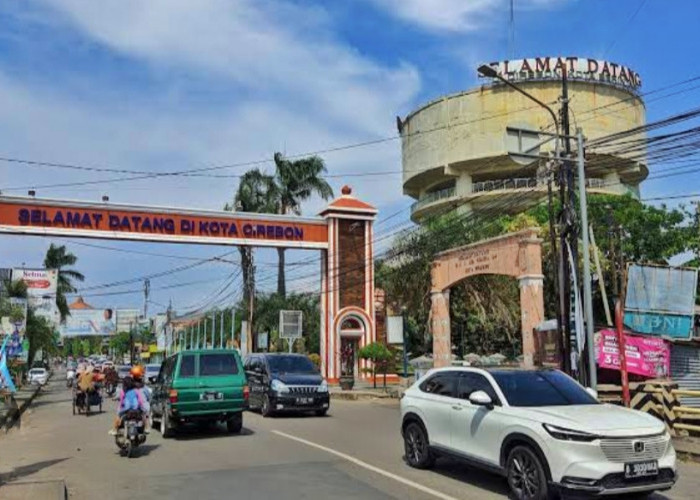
[624,460,658,479]
[295,397,314,405]
[200,392,223,401]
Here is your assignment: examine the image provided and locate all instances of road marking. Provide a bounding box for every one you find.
[271,430,459,500]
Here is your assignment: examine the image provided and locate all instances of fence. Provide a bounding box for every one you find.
[598,381,700,436]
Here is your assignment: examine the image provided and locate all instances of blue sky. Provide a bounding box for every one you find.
[1,0,699,316]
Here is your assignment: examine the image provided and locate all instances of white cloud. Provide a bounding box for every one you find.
[368,0,566,33]
[0,0,420,305]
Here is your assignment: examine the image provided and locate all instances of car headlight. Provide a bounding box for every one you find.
[271,379,289,393]
[543,424,600,442]
[317,380,329,393]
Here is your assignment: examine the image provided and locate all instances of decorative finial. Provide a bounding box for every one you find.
[341,185,352,196]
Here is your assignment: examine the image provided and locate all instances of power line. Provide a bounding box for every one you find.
[602,0,648,57]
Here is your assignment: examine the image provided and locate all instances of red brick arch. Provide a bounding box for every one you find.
[430,229,544,368]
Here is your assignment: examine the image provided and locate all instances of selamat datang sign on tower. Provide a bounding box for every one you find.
[480,56,642,91]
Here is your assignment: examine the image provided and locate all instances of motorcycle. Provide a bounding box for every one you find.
[105,382,117,398]
[115,410,147,458]
[66,369,76,388]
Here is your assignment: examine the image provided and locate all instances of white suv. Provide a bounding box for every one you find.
[400,367,677,499]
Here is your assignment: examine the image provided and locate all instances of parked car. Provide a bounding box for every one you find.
[145,363,160,384]
[150,349,247,437]
[400,367,677,499]
[27,368,49,385]
[244,353,330,417]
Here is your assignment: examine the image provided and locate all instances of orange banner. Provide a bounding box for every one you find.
[0,200,328,247]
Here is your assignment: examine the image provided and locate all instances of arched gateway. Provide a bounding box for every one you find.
[0,186,376,384]
[430,228,544,368]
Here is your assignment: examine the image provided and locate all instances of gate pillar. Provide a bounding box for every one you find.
[319,186,377,382]
[431,290,451,368]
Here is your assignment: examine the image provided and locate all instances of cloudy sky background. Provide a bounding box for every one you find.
[1,0,698,315]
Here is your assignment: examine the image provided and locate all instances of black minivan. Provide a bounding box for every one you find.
[244,353,330,417]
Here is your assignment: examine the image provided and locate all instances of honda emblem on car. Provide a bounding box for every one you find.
[634,441,646,453]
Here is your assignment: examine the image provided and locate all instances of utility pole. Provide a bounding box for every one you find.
[576,128,596,389]
[220,310,225,348]
[129,321,134,366]
[143,279,150,319]
[558,68,573,375]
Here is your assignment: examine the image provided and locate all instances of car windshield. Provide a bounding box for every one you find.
[146,365,159,373]
[30,369,44,375]
[490,370,598,407]
[267,355,316,374]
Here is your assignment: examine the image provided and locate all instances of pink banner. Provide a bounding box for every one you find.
[595,329,670,378]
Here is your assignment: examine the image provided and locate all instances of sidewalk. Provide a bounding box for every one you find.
[0,380,46,432]
[673,436,700,463]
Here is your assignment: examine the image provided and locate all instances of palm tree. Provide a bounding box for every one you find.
[272,153,333,297]
[225,169,278,346]
[43,244,84,322]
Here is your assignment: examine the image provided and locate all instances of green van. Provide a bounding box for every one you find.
[151,349,248,438]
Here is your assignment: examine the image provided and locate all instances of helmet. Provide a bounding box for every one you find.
[130,365,144,380]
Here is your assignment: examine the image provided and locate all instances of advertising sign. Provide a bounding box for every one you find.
[595,329,670,378]
[0,197,328,249]
[116,309,140,333]
[12,268,60,325]
[0,297,28,360]
[60,308,116,337]
[624,264,698,339]
[153,313,167,351]
[386,316,404,344]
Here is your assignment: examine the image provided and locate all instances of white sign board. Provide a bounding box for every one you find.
[279,310,303,340]
[12,268,59,326]
[387,316,404,344]
[257,332,269,351]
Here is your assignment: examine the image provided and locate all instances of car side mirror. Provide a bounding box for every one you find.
[585,387,598,400]
[469,390,493,409]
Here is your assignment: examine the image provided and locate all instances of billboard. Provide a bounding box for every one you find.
[595,329,670,379]
[60,308,116,337]
[12,268,60,326]
[624,264,698,339]
[116,309,140,333]
[153,313,167,351]
[0,297,28,360]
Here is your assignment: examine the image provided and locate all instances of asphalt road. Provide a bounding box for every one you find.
[2,373,700,499]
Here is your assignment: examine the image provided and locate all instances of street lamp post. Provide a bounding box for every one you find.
[477,64,571,376]
[401,306,408,378]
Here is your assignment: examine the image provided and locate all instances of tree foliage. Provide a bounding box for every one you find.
[242,292,321,354]
[377,194,698,360]
[358,342,393,389]
[43,244,84,322]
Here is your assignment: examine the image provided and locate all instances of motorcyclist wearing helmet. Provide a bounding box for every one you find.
[109,366,149,435]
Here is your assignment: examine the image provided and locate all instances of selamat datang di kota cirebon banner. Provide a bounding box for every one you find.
[60,308,116,338]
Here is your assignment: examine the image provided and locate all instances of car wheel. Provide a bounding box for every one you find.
[226,413,243,434]
[403,422,434,469]
[160,411,175,439]
[506,445,550,500]
[261,395,274,418]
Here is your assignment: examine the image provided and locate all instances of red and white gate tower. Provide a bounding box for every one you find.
[0,185,377,383]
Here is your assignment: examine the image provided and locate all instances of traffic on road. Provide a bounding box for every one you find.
[2,358,698,500]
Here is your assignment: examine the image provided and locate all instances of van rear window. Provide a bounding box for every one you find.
[200,354,239,376]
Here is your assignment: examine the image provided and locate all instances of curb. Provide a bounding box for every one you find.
[330,391,397,401]
[0,374,50,431]
[673,438,700,463]
[0,479,67,500]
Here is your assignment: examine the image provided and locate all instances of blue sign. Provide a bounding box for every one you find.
[624,311,694,339]
[624,264,698,339]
